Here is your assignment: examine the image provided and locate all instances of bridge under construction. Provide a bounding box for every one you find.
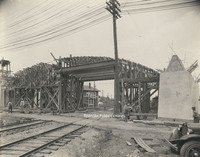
[1,56,159,114]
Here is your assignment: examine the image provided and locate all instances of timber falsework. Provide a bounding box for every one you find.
[6,56,159,113]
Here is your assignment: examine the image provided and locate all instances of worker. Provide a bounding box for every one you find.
[20,98,25,113]
[124,102,132,122]
[192,107,199,123]
[8,101,13,113]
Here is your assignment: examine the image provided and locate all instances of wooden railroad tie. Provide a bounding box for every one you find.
[52,142,65,147]
[61,139,72,143]
[46,146,59,151]
[38,150,52,154]
[72,132,83,135]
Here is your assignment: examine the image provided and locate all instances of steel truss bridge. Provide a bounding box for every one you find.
[6,56,159,113]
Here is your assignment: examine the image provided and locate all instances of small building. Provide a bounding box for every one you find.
[158,55,200,120]
[83,83,100,108]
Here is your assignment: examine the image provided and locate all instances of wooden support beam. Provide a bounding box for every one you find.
[44,87,59,109]
[138,81,141,111]
[121,79,125,113]
[74,71,114,78]
[58,81,62,112]
[81,75,114,81]
[131,86,158,107]
[123,76,159,83]
[60,60,115,73]
[130,113,157,117]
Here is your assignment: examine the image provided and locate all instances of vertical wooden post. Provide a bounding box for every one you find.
[121,79,125,113]
[58,80,62,113]
[138,81,141,112]
[14,88,16,107]
[130,87,133,103]
[146,90,150,112]
[36,89,39,108]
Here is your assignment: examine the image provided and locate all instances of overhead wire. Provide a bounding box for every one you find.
[0,0,53,30]
[0,0,79,32]
[122,0,195,7]
[1,0,199,50]
[0,0,104,47]
[1,12,109,49]
[2,0,86,37]
[0,0,104,40]
[0,3,107,48]
[121,0,200,14]
[122,0,200,9]
[1,14,111,50]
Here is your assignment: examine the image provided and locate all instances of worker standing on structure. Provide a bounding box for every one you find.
[8,101,13,113]
[192,107,199,123]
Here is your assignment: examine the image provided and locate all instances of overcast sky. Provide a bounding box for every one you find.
[0,0,200,97]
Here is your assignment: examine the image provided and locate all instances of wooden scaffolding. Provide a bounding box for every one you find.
[8,56,159,113]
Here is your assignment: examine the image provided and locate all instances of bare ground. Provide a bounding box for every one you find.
[0,110,180,157]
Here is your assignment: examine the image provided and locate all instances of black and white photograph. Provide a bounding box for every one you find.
[0,0,200,156]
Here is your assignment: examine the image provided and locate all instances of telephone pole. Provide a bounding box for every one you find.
[106,0,121,114]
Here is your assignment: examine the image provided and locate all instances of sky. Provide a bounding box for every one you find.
[0,0,200,97]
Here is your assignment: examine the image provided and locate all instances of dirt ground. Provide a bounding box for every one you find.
[0,109,181,157]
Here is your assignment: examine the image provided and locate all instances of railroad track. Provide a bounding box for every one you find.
[0,122,88,157]
[0,119,37,128]
[0,120,52,135]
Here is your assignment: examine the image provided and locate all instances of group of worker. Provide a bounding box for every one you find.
[6,99,200,123]
[123,102,200,123]
[7,98,25,113]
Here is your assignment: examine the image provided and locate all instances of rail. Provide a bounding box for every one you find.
[19,125,87,157]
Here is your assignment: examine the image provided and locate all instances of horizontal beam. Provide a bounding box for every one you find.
[122,76,159,83]
[60,60,115,73]
[130,113,157,117]
[82,75,114,81]
[75,71,114,78]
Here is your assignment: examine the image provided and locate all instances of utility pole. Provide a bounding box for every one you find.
[106,0,121,114]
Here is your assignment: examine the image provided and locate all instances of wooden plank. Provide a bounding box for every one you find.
[133,137,156,153]
[123,76,159,83]
[130,113,157,117]
[46,146,59,151]
[82,75,114,81]
[60,60,115,73]
[38,150,52,154]
[126,141,132,146]
[164,138,178,151]
[74,70,114,78]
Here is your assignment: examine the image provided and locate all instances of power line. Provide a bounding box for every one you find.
[0,0,53,28]
[0,5,108,49]
[0,1,105,44]
[122,0,194,7]
[0,14,111,50]
[1,0,199,51]
[0,0,81,32]
[2,0,90,37]
[121,0,200,14]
